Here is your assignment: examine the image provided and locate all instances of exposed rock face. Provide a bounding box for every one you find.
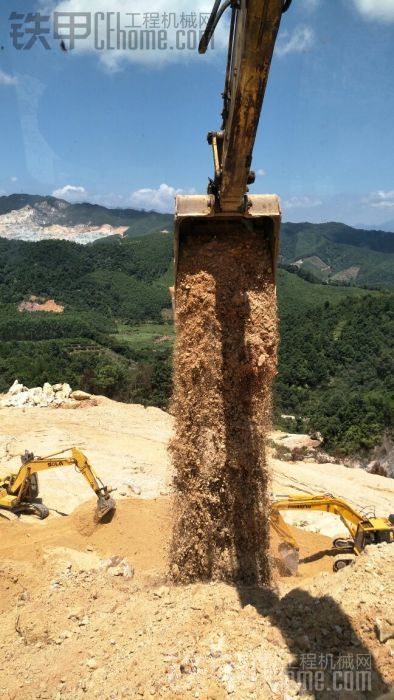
[0,205,128,244]
[18,298,64,313]
[0,381,90,408]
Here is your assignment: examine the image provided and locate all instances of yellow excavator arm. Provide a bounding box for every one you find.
[270,493,394,574]
[0,447,116,521]
[174,0,293,284]
[200,0,290,213]
[271,493,369,540]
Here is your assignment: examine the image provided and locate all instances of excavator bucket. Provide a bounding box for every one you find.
[95,494,116,522]
[277,542,300,576]
[173,194,281,292]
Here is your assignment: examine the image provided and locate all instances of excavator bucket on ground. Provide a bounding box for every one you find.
[277,542,300,576]
[95,491,116,522]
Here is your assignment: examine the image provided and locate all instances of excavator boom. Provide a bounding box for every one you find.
[270,493,394,574]
[202,0,286,212]
[174,0,291,285]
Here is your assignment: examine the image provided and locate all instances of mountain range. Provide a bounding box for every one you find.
[0,194,393,288]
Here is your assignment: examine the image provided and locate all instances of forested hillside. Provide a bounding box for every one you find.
[1,195,393,287]
[280,222,394,287]
[0,231,392,456]
[0,194,173,237]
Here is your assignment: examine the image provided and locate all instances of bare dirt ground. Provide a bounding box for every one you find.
[0,399,393,699]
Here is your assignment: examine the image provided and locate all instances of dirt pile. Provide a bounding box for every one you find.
[0,500,393,700]
[170,221,278,584]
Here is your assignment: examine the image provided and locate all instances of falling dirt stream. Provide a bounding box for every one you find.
[170,220,278,584]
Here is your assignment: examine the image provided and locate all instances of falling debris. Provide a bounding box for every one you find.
[170,223,278,585]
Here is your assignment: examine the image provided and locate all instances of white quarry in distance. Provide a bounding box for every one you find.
[0,206,127,244]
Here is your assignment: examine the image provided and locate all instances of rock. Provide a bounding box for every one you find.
[52,383,63,392]
[101,556,134,578]
[68,607,84,620]
[70,390,91,401]
[180,657,197,674]
[43,383,55,402]
[10,391,30,407]
[30,387,43,405]
[59,383,72,400]
[376,619,394,644]
[8,380,25,396]
[86,658,98,670]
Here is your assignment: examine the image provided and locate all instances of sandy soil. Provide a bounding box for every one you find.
[0,398,173,515]
[0,499,393,699]
[0,399,393,699]
[1,397,393,538]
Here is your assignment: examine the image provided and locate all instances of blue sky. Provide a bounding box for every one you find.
[0,0,394,225]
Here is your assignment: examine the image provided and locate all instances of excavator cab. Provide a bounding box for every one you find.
[354,520,394,554]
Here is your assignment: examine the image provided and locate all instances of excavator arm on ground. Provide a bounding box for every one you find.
[270,493,394,574]
[0,447,116,521]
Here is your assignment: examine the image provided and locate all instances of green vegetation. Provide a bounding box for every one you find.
[275,292,393,455]
[280,222,394,288]
[0,233,173,322]
[0,226,392,457]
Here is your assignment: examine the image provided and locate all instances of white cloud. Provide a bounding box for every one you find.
[48,0,228,69]
[0,70,17,86]
[353,0,394,22]
[255,168,266,177]
[52,184,87,201]
[276,25,315,58]
[50,183,195,211]
[283,195,322,209]
[130,183,195,213]
[365,190,394,208]
[10,176,18,183]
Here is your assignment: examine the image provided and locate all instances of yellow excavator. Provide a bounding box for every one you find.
[0,447,116,522]
[174,0,293,284]
[270,493,394,574]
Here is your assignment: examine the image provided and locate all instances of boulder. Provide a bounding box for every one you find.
[8,380,26,396]
[29,387,43,406]
[10,391,31,407]
[70,390,91,401]
[58,383,72,400]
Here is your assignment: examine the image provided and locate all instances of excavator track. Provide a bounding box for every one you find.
[0,509,19,521]
[18,502,50,519]
[333,553,356,572]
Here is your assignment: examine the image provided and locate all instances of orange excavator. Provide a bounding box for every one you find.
[174,0,293,282]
